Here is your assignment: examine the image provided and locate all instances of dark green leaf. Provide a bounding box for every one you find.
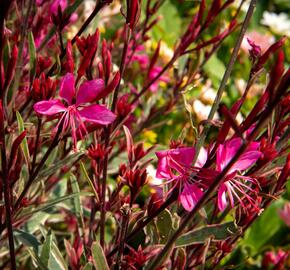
[14,229,41,253]
[175,222,240,248]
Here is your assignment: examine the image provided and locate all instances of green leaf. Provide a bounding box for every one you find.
[91,242,109,270]
[28,31,36,82]
[203,54,226,87]
[83,262,93,270]
[48,242,68,270]
[80,162,99,202]
[40,231,52,267]
[156,209,174,244]
[27,249,49,270]
[14,229,41,253]
[175,222,240,248]
[36,152,83,182]
[70,174,83,217]
[19,192,93,218]
[151,1,181,46]
[239,200,286,255]
[16,111,30,170]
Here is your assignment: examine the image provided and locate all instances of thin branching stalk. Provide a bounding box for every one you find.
[111,24,131,112]
[31,117,42,174]
[193,0,257,165]
[114,204,131,269]
[0,109,16,269]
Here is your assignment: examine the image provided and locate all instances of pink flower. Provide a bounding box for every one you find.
[155,147,207,211]
[148,66,170,93]
[216,138,262,211]
[279,202,290,227]
[34,73,116,148]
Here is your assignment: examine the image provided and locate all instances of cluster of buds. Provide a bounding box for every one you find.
[1,44,18,94]
[51,4,71,31]
[36,56,52,77]
[75,29,100,80]
[116,94,132,118]
[126,0,141,29]
[31,73,56,102]
[120,167,147,205]
[88,143,112,162]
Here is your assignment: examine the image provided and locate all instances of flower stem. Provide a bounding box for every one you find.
[193,0,257,165]
[14,123,62,210]
[0,105,16,269]
[114,204,131,269]
[31,118,42,174]
[111,24,131,112]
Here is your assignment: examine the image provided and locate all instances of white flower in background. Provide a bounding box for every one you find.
[233,0,250,13]
[146,165,163,186]
[192,100,218,122]
[261,12,290,36]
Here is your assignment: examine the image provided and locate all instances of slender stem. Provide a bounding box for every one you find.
[31,118,42,174]
[193,0,257,165]
[106,189,178,259]
[9,0,33,112]
[99,127,109,247]
[0,105,16,269]
[111,24,131,112]
[114,204,131,270]
[14,123,62,210]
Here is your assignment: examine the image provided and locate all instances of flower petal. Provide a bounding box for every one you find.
[231,150,262,172]
[79,105,116,125]
[218,183,228,211]
[179,184,203,212]
[156,151,172,179]
[217,138,242,171]
[60,73,75,105]
[33,99,66,116]
[76,79,105,105]
[195,147,207,168]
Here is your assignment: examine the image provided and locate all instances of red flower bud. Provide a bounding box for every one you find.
[31,73,56,102]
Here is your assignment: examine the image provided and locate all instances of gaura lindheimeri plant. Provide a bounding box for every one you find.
[34,73,116,147]
[0,0,289,269]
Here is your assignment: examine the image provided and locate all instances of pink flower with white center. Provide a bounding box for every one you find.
[34,73,116,148]
[216,138,262,211]
[155,147,208,211]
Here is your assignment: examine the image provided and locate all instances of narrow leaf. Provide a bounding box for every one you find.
[91,242,109,270]
[28,31,36,81]
[27,249,49,270]
[14,229,41,253]
[19,192,93,218]
[48,242,68,270]
[123,125,134,163]
[16,111,30,169]
[80,162,99,202]
[36,152,83,182]
[40,231,52,267]
[175,222,240,248]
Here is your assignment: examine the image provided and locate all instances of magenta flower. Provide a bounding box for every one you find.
[156,147,207,211]
[216,138,262,211]
[34,73,116,147]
